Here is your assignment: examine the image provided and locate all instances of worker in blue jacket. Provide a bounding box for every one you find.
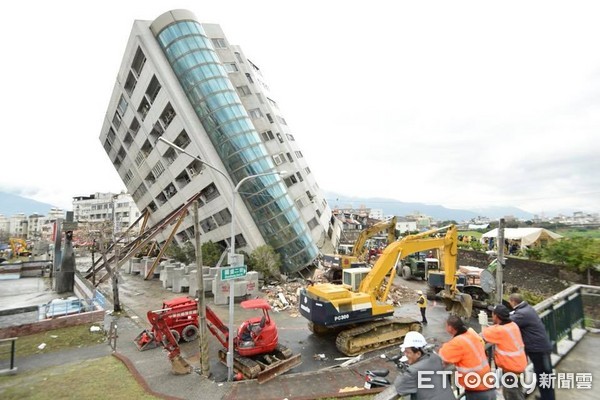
[509,293,555,400]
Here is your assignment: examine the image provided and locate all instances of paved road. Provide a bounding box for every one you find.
[0,260,481,399]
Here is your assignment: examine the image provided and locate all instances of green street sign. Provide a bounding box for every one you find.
[220,265,247,281]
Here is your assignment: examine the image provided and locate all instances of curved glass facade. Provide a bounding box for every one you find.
[153,17,317,273]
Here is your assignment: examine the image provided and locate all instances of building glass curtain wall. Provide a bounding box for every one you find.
[152,14,317,272]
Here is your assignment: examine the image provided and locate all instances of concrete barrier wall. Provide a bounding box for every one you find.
[0,309,105,339]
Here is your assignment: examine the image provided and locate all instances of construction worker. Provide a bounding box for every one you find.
[416,290,427,324]
[482,304,527,400]
[439,315,496,400]
[394,331,455,399]
[509,293,555,400]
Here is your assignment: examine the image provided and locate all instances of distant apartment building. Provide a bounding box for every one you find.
[72,192,141,235]
[99,9,337,273]
[0,208,66,242]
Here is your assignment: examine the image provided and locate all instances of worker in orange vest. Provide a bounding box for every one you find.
[482,304,527,400]
[439,315,496,400]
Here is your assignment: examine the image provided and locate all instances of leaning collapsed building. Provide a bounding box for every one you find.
[99,9,338,274]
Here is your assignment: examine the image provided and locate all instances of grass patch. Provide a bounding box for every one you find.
[0,356,161,399]
[2,324,106,358]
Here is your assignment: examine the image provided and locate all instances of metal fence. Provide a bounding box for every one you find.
[534,284,599,354]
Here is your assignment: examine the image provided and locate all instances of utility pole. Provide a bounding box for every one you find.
[193,201,210,377]
[496,218,505,304]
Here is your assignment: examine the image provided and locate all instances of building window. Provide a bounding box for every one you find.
[284,174,298,187]
[213,208,232,226]
[266,113,274,123]
[296,172,303,182]
[272,154,284,166]
[117,95,128,116]
[225,63,238,73]
[211,38,227,48]
[295,151,304,158]
[138,98,150,121]
[164,147,177,166]
[124,170,133,185]
[248,108,263,119]
[277,116,287,125]
[152,161,165,178]
[245,73,254,83]
[129,117,140,137]
[286,153,293,163]
[261,130,275,141]
[307,218,319,230]
[159,103,176,129]
[267,98,278,108]
[175,170,191,189]
[124,71,137,95]
[304,167,311,175]
[202,183,220,203]
[112,111,122,130]
[145,75,161,104]
[131,47,146,77]
[276,133,284,143]
[235,52,244,63]
[236,85,251,96]
[174,130,190,148]
[200,216,217,232]
[286,134,295,141]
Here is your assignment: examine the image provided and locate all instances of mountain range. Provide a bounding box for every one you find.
[0,192,59,217]
[1,190,533,222]
[323,192,534,221]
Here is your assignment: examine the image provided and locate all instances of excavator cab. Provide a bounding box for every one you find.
[235,299,278,356]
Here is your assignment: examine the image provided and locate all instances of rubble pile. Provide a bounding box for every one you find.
[261,280,304,317]
[258,268,419,314]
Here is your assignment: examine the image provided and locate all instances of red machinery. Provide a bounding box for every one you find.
[134,296,301,382]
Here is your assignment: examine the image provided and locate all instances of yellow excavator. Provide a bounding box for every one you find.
[299,224,472,356]
[323,217,397,282]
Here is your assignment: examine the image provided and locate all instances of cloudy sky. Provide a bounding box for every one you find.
[1,1,599,216]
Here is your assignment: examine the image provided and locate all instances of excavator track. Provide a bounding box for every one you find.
[217,344,301,383]
[335,317,422,356]
[218,348,262,379]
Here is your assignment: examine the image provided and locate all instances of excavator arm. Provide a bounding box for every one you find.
[352,216,397,260]
[357,224,472,316]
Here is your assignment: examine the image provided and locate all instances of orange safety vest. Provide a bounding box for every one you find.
[440,328,492,392]
[482,321,527,373]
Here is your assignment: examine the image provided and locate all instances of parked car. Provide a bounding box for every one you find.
[42,296,91,318]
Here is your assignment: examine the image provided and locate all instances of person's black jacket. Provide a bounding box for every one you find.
[510,301,552,353]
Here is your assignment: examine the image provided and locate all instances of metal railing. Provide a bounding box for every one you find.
[534,284,599,354]
[0,337,18,375]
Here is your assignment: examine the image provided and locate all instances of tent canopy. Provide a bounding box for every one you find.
[481,228,562,247]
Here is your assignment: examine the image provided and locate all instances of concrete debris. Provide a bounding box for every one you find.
[339,353,363,367]
[313,353,327,361]
[259,275,415,314]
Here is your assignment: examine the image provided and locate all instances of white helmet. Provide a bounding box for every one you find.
[400,331,427,351]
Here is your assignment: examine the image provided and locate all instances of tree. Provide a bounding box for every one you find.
[250,245,282,282]
[201,241,225,266]
[542,237,600,285]
[165,240,225,267]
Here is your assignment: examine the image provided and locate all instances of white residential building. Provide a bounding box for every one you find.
[99,9,337,273]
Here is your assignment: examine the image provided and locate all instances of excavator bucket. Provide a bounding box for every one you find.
[134,329,159,351]
[441,291,473,319]
[170,355,193,375]
[256,353,302,384]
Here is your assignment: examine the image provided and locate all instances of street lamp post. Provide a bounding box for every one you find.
[158,137,284,382]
